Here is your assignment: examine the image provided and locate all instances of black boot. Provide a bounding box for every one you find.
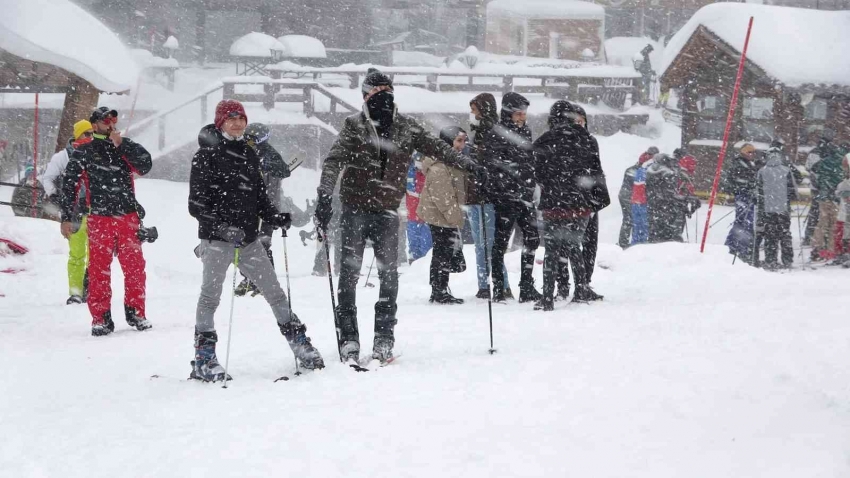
[373,310,398,364]
[534,296,554,312]
[476,288,490,299]
[336,306,360,363]
[279,317,324,370]
[124,305,152,331]
[518,279,542,303]
[430,289,464,304]
[572,285,603,303]
[91,311,115,336]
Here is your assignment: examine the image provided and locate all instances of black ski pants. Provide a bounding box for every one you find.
[582,212,599,284]
[492,201,539,293]
[543,215,590,301]
[618,200,632,248]
[428,224,460,293]
[336,207,399,344]
[762,213,793,267]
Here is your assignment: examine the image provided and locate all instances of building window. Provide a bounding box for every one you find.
[695,95,726,140]
[799,97,828,147]
[741,97,774,142]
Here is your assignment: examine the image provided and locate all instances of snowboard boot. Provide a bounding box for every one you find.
[430,289,464,305]
[190,330,230,382]
[534,296,554,312]
[372,334,395,364]
[91,311,115,337]
[279,316,325,370]
[518,280,542,303]
[572,285,603,303]
[124,305,152,331]
[66,295,84,305]
[475,288,490,300]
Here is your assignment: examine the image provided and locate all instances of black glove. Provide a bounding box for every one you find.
[216,224,246,246]
[267,212,292,230]
[314,192,333,232]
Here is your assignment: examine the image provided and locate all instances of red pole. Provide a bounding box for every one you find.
[31,92,39,218]
[700,17,754,253]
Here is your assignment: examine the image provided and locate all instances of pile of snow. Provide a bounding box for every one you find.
[0,0,138,92]
[487,0,605,20]
[604,37,664,69]
[130,49,179,69]
[661,3,850,87]
[278,35,327,59]
[163,36,179,51]
[393,51,445,68]
[229,32,285,58]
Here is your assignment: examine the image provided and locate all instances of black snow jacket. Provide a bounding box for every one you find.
[487,103,536,206]
[532,121,610,213]
[189,125,280,244]
[60,134,152,222]
[646,155,683,242]
[723,155,760,197]
[467,93,501,205]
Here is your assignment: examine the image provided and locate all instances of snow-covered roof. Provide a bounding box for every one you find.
[229,32,285,58]
[277,35,327,59]
[487,0,605,20]
[0,0,138,93]
[661,4,850,87]
[130,49,179,69]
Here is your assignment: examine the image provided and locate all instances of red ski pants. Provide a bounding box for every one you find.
[86,213,146,323]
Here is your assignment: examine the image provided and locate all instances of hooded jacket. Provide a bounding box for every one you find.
[189,124,279,244]
[467,93,500,205]
[317,105,474,212]
[60,133,151,222]
[532,120,609,214]
[757,148,797,215]
[486,93,535,206]
[723,155,760,198]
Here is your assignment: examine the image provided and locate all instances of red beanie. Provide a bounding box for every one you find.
[214,100,247,130]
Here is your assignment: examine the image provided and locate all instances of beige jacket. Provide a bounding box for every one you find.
[416,156,468,228]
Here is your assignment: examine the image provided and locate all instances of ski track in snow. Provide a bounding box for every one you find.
[2,135,850,477]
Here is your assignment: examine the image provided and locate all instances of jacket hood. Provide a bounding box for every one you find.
[765,149,784,167]
[470,93,498,126]
[198,124,222,148]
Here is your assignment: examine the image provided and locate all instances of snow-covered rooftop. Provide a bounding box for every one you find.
[277,35,327,59]
[0,0,138,93]
[661,3,850,87]
[487,0,605,20]
[131,49,179,69]
[229,32,285,58]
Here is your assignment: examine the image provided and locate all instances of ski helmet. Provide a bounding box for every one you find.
[245,123,271,144]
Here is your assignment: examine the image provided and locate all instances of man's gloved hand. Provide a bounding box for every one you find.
[216,224,247,246]
[314,192,333,232]
[267,212,292,230]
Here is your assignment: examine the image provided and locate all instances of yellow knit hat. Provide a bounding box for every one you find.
[73,120,93,140]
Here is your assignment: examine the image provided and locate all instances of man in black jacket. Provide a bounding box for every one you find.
[532,101,609,311]
[313,70,476,365]
[60,107,153,336]
[488,92,541,303]
[189,100,323,382]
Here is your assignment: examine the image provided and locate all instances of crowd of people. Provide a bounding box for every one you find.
[40,68,618,381]
[721,137,850,270]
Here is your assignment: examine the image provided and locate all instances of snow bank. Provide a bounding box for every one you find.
[661,3,850,87]
[278,35,327,59]
[487,0,605,20]
[229,32,285,58]
[0,0,138,92]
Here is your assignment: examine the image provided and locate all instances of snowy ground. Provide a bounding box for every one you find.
[1,131,849,477]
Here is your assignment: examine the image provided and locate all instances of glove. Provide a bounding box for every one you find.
[267,212,292,230]
[314,193,333,232]
[216,224,246,246]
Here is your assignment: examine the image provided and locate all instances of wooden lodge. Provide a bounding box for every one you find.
[660,4,850,191]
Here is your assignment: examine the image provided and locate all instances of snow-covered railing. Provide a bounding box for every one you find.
[220,77,358,116]
[265,64,640,110]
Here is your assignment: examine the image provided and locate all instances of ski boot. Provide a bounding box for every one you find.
[125,305,152,331]
[518,280,542,303]
[534,296,554,312]
[234,277,260,297]
[572,285,603,303]
[339,340,360,365]
[91,311,115,337]
[429,289,464,305]
[372,334,394,365]
[66,295,84,305]
[190,330,230,382]
[279,317,325,370]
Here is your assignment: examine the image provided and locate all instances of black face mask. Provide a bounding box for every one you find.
[366,90,395,121]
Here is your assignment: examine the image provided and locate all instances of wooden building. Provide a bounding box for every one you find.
[660,3,850,190]
[485,0,606,61]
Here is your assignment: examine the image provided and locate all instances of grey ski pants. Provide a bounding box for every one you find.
[195,239,291,333]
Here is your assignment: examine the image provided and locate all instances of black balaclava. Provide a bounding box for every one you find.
[366,90,395,140]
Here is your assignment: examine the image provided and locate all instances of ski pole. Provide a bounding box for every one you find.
[709,209,735,229]
[479,205,496,355]
[319,227,343,362]
[282,229,300,376]
[363,255,376,288]
[222,248,240,389]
